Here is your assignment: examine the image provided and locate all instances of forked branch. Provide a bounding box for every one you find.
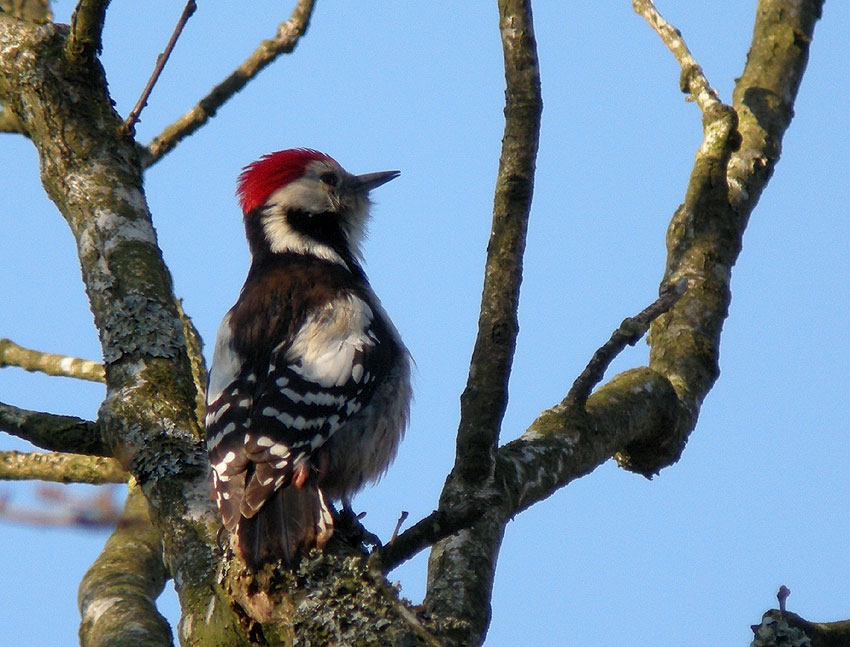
[424,2,825,645]
[144,0,316,166]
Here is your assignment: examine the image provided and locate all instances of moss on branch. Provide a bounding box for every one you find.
[0,450,126,484]
[78,485,172,647]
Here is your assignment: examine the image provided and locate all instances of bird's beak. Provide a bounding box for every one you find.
[352,170,401,193]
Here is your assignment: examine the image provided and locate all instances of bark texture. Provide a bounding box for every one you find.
[0,0,833,645]
[423,0,825,644]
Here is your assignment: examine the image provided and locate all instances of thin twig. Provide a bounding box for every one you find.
[632,0,722,111]
[778,585,791,615]
[0,401,108,455]
[122,0,197,136]
[378,502,487,572]
[0,338,104,382]
[0,451,127,484]
[143,0,316,167]
[563,278,688,409]
[389,510,408,544]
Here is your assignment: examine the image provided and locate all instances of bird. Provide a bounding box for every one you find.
[205,148,411,569]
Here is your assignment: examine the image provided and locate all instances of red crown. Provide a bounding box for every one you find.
[236,149,334,214]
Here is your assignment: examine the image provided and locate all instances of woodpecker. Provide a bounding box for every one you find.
[205,148,411,569]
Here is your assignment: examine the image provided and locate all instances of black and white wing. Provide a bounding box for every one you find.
[205,292,398,565]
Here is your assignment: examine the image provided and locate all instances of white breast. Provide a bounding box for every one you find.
[283,294,376,388]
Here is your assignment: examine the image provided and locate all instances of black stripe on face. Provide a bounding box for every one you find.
[285,210,349,254]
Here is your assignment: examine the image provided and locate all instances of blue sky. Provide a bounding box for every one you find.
[1,2,848,645]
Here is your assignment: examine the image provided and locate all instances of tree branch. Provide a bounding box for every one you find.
[122,0,197,136]
[452,0,541,487]
[67,0,111,60]
[727,0,823,212]
[0,401,109,455]
[144,0,316,167]
[563,279,687,409]
[0,450,127,484]
[378,501,488,573]
[0,17,235,643]
[632,0,722,112]
[646,0,823,429]
[0,338,105,382]
[632,0,736,463]
[387,286,687,571]
[426,1,541,642]
[78,484,172,647]
[424,2,825,645]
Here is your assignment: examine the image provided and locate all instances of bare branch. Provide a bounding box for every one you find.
[389,365,686,572]
[0,451,127,484]
[0,401,108,455]
[79,484,172,647]
[632,0,722,111]
[425,1,540,641]
[378,503,487,572]
[122,0,197,136]
[646,0,823,419]
[453,0,542,486]
[0,338,105,382]
[727,0,823,210]
[144,0,317,167]
[424,3,825,645]
[563,279,688,409]
[67,0,111,59]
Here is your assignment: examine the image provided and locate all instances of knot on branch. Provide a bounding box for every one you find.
[585,367,693,478]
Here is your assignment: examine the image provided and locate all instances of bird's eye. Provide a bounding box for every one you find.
[319,172,338,187]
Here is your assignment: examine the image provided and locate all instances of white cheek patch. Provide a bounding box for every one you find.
[268,175,333,214]
[261,178,350,267]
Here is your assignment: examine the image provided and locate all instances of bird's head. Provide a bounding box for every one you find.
[237,148,399,266]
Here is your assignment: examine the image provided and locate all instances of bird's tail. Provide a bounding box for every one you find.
[235,481,334,569]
